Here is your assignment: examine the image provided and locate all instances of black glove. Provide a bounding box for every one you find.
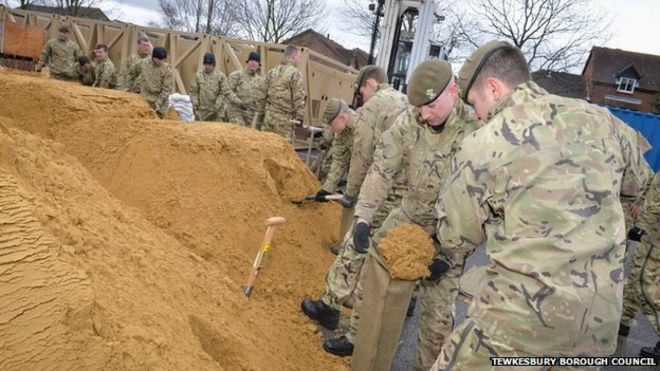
[314,189,331,202]
[627,226,646,242]
[353,222,371,254]
[427,258,450,282]
[338,194,356,208]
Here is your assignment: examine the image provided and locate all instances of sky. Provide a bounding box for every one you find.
[6,0,660,62]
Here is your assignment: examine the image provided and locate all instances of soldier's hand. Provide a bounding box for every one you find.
[338,194,356,208]
[353,221,370,254]
[627,226,645,242]
[314,189,331,202]
[426,258,450,282]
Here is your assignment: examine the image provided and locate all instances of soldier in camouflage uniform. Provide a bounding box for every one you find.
[119,37,151,91]
[350,61,479,371]
[430,41,649,370]
[300,65,409,357]
[91,44,117,89]
[189,53,227,121]
[316,127,335,182]
[620,172,660,359]
[224,51,263,126]
[73,55,94,86]
[257,45,306,142]
[35,25,81,81]
[127,47,174,118]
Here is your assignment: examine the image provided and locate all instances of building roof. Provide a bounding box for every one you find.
[283,29,368,69]
[21,4,110,21]
[582,46,660,92]
[532,70,585,99]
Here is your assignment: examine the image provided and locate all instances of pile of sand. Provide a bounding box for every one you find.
[0,71,345,370]
[379,224,435,280]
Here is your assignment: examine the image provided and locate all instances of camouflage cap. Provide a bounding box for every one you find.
[407,59,452,107]
[458,40,511,101]
[322,98,344,125]
[354,65,375,91]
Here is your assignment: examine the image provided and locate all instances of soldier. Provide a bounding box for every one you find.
[620,172,659,359]
[119,37,151,90]
[91,44,117,89]
[225,51,263,126]
[258,45,306,142]
[300,65,409,357]
[349,60,479,371]
[35,25,81,81]
[73,55,94,86]
[189,53,227,121]
[430,41,649,370]
[127,47,174,118]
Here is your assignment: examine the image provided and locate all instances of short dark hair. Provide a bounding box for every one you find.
[137,36,150,44]
[58,25,70,33]
[77,55,90,65]
[361,66,387,86]
[95,44,108,52]
[472,44,531,90]
[284,45,299,58]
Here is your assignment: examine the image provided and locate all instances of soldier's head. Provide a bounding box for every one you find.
[77,55,90,70]
[408,59,457,127]
[354,65,387,103]
[58,25,70,41]
[284,45,300,66]
[137,36,151,57]
[459,40,530,121]
[152,47,167,66]
[94,44,109,61]
[246,51,260,71]
[203,53,216,73]
[322,98,350,134]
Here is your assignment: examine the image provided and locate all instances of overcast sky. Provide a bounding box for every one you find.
[7,0,660,64]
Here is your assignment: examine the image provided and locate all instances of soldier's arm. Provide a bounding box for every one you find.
[354,118,407,224]
[322,132,351,192]
[156,68,174,117]
[616,116,652,200]
[126,62,141,93]
[224,72,243,107]
[99,64,115,89]
[344,106,377,198]
[255,72,270,115]
[214,74,227,112]
[35,41,51,71]
[637,173,659,234]
[291,71,306,121]
[189,73,200,108]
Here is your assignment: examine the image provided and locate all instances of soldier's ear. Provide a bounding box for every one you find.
[484,77,506,102]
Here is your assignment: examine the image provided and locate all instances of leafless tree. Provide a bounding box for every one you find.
[155,0,239,36]
[234,0,326,43]
[338,0,375,38]
[455,0,612,71]
[45,0,105,16]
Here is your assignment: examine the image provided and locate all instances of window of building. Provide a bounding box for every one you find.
[617,77,637,94]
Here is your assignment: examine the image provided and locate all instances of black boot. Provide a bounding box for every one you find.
[301,297,339,330]
[618,323,630,337]
[639,341,660,360]
[407,297,417,317]
[323,335,354,356]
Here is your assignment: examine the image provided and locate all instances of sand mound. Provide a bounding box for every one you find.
[379,224,435,280]
[0,70,345,370]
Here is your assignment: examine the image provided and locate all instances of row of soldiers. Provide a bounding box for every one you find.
[301,41,659,370]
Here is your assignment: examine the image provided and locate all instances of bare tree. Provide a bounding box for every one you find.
[234,0,326,43]
[339,0,375,38]
[455,0,612,71]
[155,0,238,36]
[46,0,104,16]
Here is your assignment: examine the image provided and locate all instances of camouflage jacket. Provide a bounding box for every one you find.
[35,38,81,78]
[119,52,150,90]
[224,67,262,112]
[259,60,305,120]
[344,84,409,198]
[435,81,649,356]
[92,58,117,89]
[128,59,174,116]
[190,69,227,114]
[73,63,94,86]
[322,110,357,192]
[638,172,659,240]
[358,100,479,236]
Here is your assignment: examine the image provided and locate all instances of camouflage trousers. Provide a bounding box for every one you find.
[620,236,659,334]
[263,110,295,143]
[226,105,255,127]
[431,319,543,371]
[196,108,220,122]
[414,276,458,371]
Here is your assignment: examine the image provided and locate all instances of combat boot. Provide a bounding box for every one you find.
[300,297,339,330]
[323,335,353,356]
[640,341,660,360]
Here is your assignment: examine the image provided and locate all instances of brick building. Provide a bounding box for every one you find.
[283,29,369,70]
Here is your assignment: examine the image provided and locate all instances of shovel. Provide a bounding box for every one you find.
[291,194,343,205]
